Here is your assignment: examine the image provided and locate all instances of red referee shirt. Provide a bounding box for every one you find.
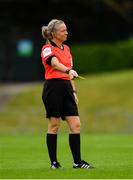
[41,41,73,80]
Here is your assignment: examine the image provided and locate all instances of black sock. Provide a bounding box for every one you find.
[69,133,81,164]
[46,133,57,163]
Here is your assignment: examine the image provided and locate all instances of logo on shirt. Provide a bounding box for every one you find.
[42,47,53,58]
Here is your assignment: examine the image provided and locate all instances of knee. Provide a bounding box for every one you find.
[70,122,81,133]
[48,122,60,134]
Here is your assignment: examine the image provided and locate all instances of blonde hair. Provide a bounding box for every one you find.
[41,19,64,43]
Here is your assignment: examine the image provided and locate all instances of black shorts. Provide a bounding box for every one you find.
[42,78,79,120]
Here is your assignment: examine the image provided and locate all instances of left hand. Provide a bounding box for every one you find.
[73,92,79,104]
[69,70,78,80]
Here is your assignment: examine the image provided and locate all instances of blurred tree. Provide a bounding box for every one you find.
[103,0,133,25]
[0,0,133,82]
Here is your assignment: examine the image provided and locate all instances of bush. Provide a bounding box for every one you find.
[71,38,133,74]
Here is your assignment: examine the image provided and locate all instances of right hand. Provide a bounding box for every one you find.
[69,70,78,80]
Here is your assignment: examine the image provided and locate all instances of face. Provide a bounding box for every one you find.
[52,23,68,42]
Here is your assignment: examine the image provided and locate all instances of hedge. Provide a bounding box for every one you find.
[71,38,133,74]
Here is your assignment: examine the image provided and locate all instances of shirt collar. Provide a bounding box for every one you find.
[50,40,64,50]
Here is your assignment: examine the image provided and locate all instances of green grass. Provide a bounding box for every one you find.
[0,133,133,179]
[0,70,133,178]
[0,70,133,134]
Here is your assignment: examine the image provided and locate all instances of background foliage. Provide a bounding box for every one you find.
[72,38,133,74]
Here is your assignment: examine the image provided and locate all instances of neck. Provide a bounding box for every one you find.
[52,39,62,48]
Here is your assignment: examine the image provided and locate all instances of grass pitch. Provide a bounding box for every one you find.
[0,70,133,178]
[1,70,133,134]
[0,133,132,179]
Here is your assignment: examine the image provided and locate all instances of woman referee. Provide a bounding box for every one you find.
[41,19,95,169]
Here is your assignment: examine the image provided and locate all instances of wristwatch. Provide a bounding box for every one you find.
[66,69,71,74]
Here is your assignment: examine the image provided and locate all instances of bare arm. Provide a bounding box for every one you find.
[51,57,79,103]
[51,57,78,79]
[70,79,78,104]
[51,57,68,73]
[70,79,76,92]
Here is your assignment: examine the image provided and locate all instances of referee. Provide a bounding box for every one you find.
[41,19,95,169]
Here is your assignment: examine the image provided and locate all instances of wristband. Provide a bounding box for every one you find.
[66,69,71,74]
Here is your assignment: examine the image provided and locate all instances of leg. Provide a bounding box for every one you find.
[47,117,60,134]
[65,116,81,164]
[46,117,61,168]
[65,116,81,134]
[65,116,95,168]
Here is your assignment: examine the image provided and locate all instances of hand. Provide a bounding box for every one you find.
[69,70,78,80]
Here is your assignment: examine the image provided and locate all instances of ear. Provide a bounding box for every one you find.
[52,31,57,38]
[51,32,55,37]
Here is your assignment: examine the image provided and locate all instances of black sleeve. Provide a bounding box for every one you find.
[46,55,56,66]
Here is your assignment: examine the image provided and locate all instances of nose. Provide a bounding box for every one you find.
[65,30,68,35]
